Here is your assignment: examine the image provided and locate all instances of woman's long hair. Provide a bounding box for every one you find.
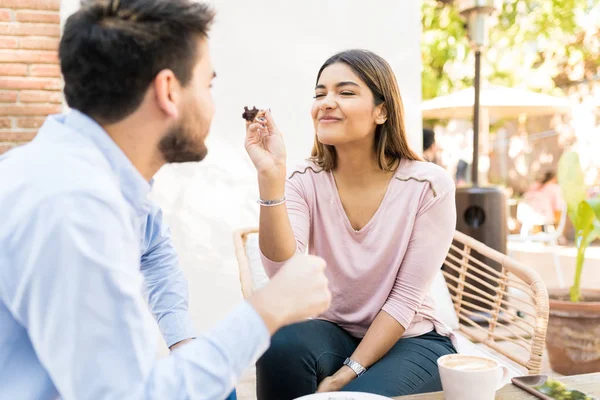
[310,49,421,171]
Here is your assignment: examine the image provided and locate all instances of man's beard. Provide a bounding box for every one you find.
[159,117,208,164]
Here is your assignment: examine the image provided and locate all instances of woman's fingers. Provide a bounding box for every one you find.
[246,121,268,144]
[264,109,282,136]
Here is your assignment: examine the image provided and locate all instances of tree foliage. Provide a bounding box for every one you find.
[422,0,600,100]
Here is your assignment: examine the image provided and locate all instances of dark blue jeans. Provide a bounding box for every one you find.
[256,320,456,400]
[225,390,236,400]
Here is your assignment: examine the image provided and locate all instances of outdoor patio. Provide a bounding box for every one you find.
[0,0,598,398]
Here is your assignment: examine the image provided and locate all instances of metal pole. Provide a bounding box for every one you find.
[472,49,481,187]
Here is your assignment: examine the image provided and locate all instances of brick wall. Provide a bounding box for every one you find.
[0,0,62,155]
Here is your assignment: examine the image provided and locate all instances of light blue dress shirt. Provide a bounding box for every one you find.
[140,200,197,348]
[0,110,270,400]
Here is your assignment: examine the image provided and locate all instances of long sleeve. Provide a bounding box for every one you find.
[6,193,270,400]
[140,202,197,347]
[382,184,456,330]
[260,175,311,277]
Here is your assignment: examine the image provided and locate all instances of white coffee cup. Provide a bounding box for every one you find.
[437,354,510,400]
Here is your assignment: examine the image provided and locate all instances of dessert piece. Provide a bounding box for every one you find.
[242,106,259,122]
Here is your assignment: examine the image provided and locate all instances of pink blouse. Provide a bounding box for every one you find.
[522,182,565,225]
[261,159,456,339]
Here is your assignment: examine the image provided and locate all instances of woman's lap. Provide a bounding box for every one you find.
[341,331,456,396]
[256,320,456,400]
[257,319,357,400]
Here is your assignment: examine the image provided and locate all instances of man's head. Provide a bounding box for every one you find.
[59,0,216,164]
[422,128,437,162]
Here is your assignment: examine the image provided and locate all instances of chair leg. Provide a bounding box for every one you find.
[550,241,564,288]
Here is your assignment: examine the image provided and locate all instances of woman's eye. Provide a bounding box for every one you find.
[313,93,326,99]
[340,91,355,96]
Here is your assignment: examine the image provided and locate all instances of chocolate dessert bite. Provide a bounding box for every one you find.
[242,106,259,122]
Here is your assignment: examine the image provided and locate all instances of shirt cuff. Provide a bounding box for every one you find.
[158,312,198,348]
[203,301,271,371]
[381,303,412,331]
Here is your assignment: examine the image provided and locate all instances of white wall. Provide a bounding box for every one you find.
[61,0,422,343]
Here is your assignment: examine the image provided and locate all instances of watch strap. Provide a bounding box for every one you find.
[343,358,367,377]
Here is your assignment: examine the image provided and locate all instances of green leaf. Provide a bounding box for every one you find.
[587,196,600,222]
[582,222,600,248]
[575,200,596,240]
[558,152,586,225]
[573,217,599,302]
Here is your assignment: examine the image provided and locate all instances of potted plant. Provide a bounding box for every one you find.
[545,151,600,375]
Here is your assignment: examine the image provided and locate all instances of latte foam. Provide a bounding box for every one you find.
[439,355,497,371]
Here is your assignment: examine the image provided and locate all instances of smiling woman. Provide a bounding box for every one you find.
[310,50,420,172]
[244,49,458,400]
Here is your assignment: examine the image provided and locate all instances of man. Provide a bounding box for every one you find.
[422,128,438,164]
[0,1,331,399]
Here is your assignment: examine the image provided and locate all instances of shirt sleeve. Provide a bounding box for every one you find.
[8,193,270,400]
[260,175,310,277]
[140,201,197,347]
[382,183,457,330]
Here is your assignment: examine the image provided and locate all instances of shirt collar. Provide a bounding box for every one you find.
[62,110,151,215]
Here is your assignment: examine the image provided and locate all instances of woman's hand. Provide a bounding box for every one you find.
[245,109,287,180]
[316,366,357,393]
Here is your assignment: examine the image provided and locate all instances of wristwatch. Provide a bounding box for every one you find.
[343,358,367,377]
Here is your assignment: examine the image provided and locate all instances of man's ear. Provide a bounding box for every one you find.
[375,104,387,125]
[154,69,180,120]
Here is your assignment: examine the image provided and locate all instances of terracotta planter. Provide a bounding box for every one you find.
[546,288,600,375]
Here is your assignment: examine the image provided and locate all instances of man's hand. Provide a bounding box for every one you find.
[248,254,331,334]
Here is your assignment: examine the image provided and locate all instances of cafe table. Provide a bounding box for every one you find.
[393,373,600,399]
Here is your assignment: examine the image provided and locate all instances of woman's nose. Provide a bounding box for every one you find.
[320,94,337,111]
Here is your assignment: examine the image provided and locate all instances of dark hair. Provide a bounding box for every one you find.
[456,159,469,181]
[540,170,556,185]
[310,49,421,171]
[423,128,435,151]
[59,0,215,124]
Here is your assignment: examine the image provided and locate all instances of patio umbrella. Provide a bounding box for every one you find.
[422,85,571,188]
[421,84,571,120]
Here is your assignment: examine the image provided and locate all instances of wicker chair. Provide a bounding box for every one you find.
[233,228,549,375]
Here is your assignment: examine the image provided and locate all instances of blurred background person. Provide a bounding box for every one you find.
[455,159,470,187]
[422,128,440,164]
[521,171,565,230]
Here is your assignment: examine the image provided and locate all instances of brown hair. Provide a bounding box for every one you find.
[60,0,215,124]
[540,170,556,185]
[310,49,421,171]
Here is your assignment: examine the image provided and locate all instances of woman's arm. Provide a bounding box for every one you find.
[381,188,456,330]
[348,311,405,368]
[317,311,405,391]
[258,172,301,263]
[245,110,307,266]
[318,182,456,392]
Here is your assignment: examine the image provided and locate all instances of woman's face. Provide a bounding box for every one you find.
[311,62,385,147]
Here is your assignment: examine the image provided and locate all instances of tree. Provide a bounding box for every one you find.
[421,0,600,100]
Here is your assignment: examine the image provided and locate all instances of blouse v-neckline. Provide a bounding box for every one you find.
[329,167,399,234]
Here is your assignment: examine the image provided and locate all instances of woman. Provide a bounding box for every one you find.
[521,170,565,228]
[245,50,457,399]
